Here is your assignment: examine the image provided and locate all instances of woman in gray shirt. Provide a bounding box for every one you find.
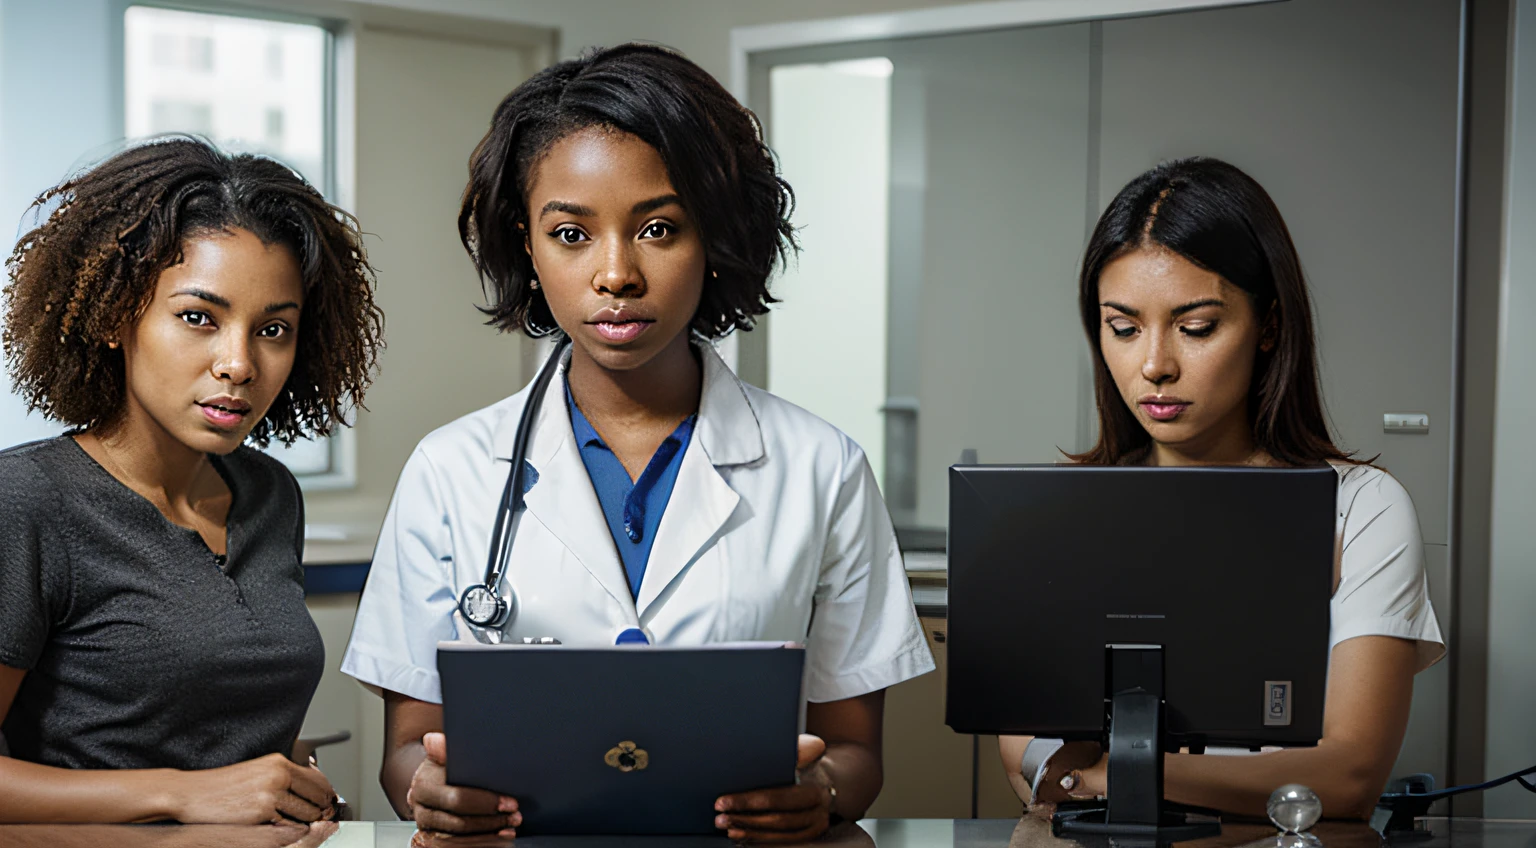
[0,137,383,824]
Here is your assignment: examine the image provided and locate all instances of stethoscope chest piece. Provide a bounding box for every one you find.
[459,583,512,629]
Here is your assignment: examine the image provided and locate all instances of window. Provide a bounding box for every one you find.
[125,5,351,489]
[149,100,213,136]
[126,6,327,186]
[265,107,285,148]
[266,39,285,80]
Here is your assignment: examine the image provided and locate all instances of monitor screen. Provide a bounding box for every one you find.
[945,464,1335,748]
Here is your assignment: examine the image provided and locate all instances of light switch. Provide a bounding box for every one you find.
[303,523,351,541]
[1383,413,1429,434]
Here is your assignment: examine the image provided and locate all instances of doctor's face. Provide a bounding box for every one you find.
[1096,246,1272,460]
[524,127,707,374]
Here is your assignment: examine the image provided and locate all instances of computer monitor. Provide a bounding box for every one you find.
[945,464,1337,839]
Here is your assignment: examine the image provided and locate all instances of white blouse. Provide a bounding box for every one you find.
[1329,462,1445,671]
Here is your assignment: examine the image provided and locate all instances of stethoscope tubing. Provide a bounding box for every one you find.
[461,337,571,629]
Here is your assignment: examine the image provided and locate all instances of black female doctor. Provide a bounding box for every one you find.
[340,44,934,843]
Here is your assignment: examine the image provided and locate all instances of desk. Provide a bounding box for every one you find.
[0,818,1525,847]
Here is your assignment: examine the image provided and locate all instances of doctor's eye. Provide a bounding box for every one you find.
[551,226,589,245]
[639,222,675,240]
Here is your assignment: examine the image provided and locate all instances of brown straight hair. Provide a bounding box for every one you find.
[1068,157,1360,467]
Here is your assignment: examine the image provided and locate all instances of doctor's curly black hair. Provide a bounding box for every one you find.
[2,136,384,446]
[459,42,796,338]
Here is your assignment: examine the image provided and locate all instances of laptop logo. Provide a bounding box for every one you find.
[1265,681,1292,726]
[604,740,650,772]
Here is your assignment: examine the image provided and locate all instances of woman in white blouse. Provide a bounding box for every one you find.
[1000,157,1444,820]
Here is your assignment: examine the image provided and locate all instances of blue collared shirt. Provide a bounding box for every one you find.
[566,382,696,599]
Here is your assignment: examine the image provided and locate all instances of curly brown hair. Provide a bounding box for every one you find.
[2,136,384,446]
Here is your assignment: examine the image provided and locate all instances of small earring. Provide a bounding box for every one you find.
[530,278,540,290]
[710,270,718,279]
[106,339,119,350]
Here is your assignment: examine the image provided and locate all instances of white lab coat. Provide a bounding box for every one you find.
[341,340,935,705]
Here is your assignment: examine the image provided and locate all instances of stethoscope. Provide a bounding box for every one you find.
[457,337,570,638]
[455,337,652,647]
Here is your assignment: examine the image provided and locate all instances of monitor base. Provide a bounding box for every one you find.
[1053,800,1221,843]
[1049,648,1224,845]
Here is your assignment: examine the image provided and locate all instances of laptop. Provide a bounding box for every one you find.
[439,641,805,836]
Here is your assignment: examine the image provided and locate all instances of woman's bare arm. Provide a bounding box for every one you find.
[1160,636,1416,819]
[1035,636,1417,819]
[381,690,438,817]
[0,664,175,822]
[0,664,336,825]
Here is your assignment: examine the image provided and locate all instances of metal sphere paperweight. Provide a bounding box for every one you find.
[1268,784,1323,834]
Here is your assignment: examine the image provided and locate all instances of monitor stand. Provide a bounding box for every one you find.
[1052,646,1222,844]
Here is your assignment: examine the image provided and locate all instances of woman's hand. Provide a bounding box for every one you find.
[1028,741,1105,813]
[167,752,338,824]
[407,732,520,838]
[714,734,835,844]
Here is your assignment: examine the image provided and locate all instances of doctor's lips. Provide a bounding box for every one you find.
[197,394,252,430]
[586,304,655,344]
[1137,394,1191,422]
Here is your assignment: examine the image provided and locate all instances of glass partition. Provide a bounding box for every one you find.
[757,23,1099,532]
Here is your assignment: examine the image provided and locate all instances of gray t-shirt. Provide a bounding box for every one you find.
[0,436,324,770]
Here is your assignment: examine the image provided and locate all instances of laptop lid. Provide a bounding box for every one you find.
[440,642,805,836]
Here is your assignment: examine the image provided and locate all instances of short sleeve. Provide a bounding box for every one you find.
[340,448,461,703]
[803,439,935,703]
[1329,466,1445,672]
[0,459,63,671]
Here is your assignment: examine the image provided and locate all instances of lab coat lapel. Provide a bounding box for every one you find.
[635,342,764,616]
[635,442,738,615]
[512,354,635,613]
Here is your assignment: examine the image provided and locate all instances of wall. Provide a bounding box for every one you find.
[768,59,891,487]
[298,18,540,558]
[0,0,119,447]
[348,0,985,78]
[908,23,1095,523]
[1485,0,1536,819]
